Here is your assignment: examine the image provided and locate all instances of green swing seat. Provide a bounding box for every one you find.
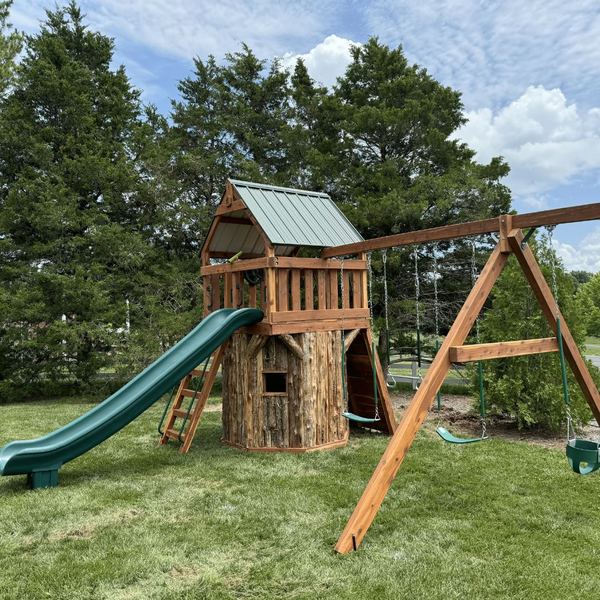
[343,412,380,424]
[566,439,600,475]
[436,427,485,444]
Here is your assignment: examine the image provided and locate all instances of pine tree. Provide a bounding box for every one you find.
[0,1,22,97]
[0,3,152,391]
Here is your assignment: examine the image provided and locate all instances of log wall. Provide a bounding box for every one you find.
[222,331,349,452]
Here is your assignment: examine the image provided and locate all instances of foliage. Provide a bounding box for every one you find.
[575,272,600,337]
[570,269,592,292]
[475,235,600,430]
[0,1,22,97]
[0,8,513,394]
[0,3,153,389]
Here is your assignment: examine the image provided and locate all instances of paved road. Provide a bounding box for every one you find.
[587,355,600,368]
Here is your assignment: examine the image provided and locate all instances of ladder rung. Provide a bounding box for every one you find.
[180,388,199,398]
[165,428,186,441]
[191,368,209,377]
[172,408,190,419]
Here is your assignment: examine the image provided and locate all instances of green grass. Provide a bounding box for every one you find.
[586,336,600,345]
[1,398,600,599]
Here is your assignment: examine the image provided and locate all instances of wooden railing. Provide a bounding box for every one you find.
[201,257,369,331]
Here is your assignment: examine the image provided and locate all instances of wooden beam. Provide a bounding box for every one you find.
[215,198,246,215]
[344,329,361,352]
[512,202,600,230]
[237,317,372,336]
[321,202,600,258]
[321,218,499,257]
[218,216,254,225]
[334,243,508,554]
[278,334,305,360]
[449,338,559,363]
[209,251,265,260]
[508,230,600,424]
[274,257,367,270]
[247,334,269,359]
[201,257,272,276]
[271,309,369,323]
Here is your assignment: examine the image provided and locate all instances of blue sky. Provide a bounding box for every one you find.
[11,0,600,272]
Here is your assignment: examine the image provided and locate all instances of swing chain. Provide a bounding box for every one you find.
[366,252,380,421]
[382,249,394,386]
[547,226,560,319]
[471,239,488,438]
[432,243,439,339]
[414,250,423,384]
[471,241,482,345]
[367,252,374,328]
[547,225,575,444]
[382,249,389,343]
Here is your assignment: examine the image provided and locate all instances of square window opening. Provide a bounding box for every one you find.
[263,371,287,394]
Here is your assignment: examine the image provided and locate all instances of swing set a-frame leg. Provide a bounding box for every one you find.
[334,243,509,554]
[507,230,600,422]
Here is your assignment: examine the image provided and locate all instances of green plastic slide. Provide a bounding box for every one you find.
[0,308,263,489]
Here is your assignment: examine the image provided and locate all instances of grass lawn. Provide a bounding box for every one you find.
[1,396,600,599]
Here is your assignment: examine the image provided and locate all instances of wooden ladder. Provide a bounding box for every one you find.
[158,343,227,453]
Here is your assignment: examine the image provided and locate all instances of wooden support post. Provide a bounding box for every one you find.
[265,246,277,322]
[247,334,268,359]
[358,252,368,309]
[278,334,305,360]
[334,243,508,553]
[508,230,600,423]
[344,329,361,352]
[449,338,559,363]
[498,214,513,253]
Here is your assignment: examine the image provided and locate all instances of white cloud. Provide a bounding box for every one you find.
[12,0,339,62]
[364,0,600,112]
[281,35,358,88]
[554,228,600,273]
[453,86,600,196]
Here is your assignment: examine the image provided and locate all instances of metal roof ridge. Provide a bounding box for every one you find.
[228,179,330,198]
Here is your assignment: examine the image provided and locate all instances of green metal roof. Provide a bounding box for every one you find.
[229,179,363,248]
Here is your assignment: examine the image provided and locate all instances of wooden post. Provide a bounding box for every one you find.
[334,243,508,553]
[265,246,277,322]
[498,214,513,253]
[508,230,600,423]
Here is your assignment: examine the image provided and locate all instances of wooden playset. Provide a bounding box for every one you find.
[2,178,599,552]
[159,180,396,454]
[159,180,600,552]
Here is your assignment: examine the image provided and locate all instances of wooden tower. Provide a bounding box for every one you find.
[168,179,396,453]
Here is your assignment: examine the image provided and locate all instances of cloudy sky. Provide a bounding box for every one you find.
[11,0,600,272]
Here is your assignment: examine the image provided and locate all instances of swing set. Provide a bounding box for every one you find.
[320,205,600,553]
